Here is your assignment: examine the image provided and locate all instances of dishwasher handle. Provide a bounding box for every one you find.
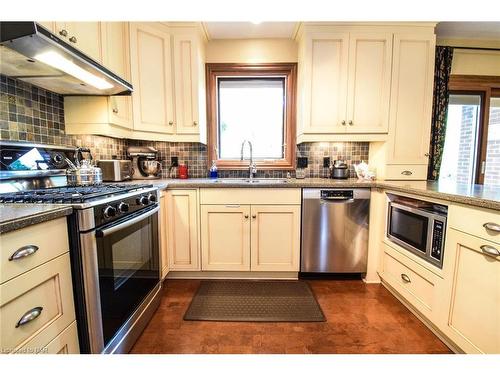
[320,196,355,203]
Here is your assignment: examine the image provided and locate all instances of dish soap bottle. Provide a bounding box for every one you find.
[209,160,218,179]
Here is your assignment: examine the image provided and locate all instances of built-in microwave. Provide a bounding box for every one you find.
[387,198,447,268]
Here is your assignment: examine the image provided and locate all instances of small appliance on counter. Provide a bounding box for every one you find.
[330,160,349,179]
[127,146,161,179]
[178,163,189,179]
[97,159,132,182]
[296,157,308,179]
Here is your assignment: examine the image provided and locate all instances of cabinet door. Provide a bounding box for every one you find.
[38,22,55,33]
[301,32,349,134]
[250,205,300,272]
[130,23,175,134]
[166,190,199,271]
[173,34,200,134]
[346,33,392,133]
[201,205,251,271]
[57,22,103,62]
[440,229,500,354]
[387,33,435,164]
[159,192,169,279]
[102,22,132,129]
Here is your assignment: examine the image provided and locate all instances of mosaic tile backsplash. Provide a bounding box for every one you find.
[1,75,369,178]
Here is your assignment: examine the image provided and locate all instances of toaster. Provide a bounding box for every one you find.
[97,160,132,182]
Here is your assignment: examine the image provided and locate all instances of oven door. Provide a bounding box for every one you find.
[387,202,431,257]
[94,205,160,349]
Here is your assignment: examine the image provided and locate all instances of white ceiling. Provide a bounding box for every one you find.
[203,22,298,40]
[203,22,500,41]
[435,22,500,40]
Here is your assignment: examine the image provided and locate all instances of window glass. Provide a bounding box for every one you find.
[217,78,285,160]
[440,94,481,184]
[484,97,500,187]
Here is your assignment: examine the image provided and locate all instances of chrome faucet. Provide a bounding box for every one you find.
[240,140,257,180]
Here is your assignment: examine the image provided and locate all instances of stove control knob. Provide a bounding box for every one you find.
[118,202,130,213]
[147,193,157,203]
[137,195,149,205]
[103,205,117,218]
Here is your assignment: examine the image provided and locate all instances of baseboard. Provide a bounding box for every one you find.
[381,280,463,354]
[166,271,299,280]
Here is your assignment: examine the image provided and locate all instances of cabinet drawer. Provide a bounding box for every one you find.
[449,204,500,245]
[0,217,69,284]
[13,321,79,354]
[0,253,76,353]
[381,243,437,317]
[200,188,301,205]
[384,164,427,180]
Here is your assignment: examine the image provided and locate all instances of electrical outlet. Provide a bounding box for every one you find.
[323,157,331,168]
[171,156,178,167]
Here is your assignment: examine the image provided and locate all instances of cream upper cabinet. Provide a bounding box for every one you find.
[297,27,393,139]
[173,34,202,135]
[346,33,392,133]
[130,22,175,135]
[55,22,103,62]
[299,32,349,134]
[250,205,301,272]
[37,22,55,33]
[386,33,435,166]
[166,189,200,271]
[201,205,251,271]
[102,22,132,129]
[439,229,499,354]
[159,192,169,279]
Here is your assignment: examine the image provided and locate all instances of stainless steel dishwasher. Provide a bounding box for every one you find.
[301,188,370,273]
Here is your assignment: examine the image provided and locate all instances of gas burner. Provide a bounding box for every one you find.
[0,183,153,204]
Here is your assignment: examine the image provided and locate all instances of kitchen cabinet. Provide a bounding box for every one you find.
[0,217,78,354]
[384,33,435,178]
[201,205,251,271]
[166,189,200,271]
[130,22,175,135]
[199,189,301,273]
[64,22,133,136]
[250,205,301,272]
[38,22,55,33]
[55,22,103,62]
[159,191,169,279]
[439,228,499,354]
[296,25,393,141]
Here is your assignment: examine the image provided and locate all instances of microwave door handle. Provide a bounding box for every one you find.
[96,206,159,238]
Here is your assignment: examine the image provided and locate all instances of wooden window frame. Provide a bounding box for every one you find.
[449,75,500,184]
[206,63,297,170]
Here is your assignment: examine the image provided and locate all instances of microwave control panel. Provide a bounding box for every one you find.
[431,220,445,261]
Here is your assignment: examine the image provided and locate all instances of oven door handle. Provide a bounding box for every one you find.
[96,205,159,238]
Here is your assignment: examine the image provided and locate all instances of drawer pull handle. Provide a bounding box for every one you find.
[401,274,411,283]
[58,29,68,37]
[15,307,43,328]
[244,214,249,219]
[225,204,240,208]
[480,245,500,257]
[401,170,413,176]
[252,214,257,219]
[69,36,77,43]
[483,222,500,233]
[9,245,39,261]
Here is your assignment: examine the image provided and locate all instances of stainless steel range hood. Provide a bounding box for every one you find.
[0,22,132,96]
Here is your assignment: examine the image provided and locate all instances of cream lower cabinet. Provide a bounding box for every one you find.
[166,189,200,271]
[250,205,301,272]
[159,191,169,279]
[201,205,251,271]
[200,197,301,272]
[438,229,500,354]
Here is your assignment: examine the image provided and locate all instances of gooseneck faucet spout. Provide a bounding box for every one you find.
[240,140,257,180]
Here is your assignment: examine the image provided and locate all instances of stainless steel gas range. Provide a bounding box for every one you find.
[0,141,162,353]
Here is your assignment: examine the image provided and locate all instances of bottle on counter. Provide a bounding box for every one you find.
[209,160,218,179]
[178,163,189,179]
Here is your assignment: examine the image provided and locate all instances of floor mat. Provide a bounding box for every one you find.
[183,280,326,322]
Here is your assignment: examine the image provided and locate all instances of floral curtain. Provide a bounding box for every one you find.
[427,46,454,180]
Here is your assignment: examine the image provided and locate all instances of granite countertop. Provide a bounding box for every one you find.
[137,177,499,210]
[0,204,73,234]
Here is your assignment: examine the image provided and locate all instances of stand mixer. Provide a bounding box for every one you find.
[127,146,161,179]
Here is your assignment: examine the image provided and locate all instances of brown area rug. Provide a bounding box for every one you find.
[183,280,326,322]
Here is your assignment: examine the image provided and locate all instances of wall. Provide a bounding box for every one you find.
[206,39,298,63]
[451,49,500,76]
[1,74,369,179]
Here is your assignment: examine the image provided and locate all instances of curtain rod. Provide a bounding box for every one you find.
[444,46,500,52]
